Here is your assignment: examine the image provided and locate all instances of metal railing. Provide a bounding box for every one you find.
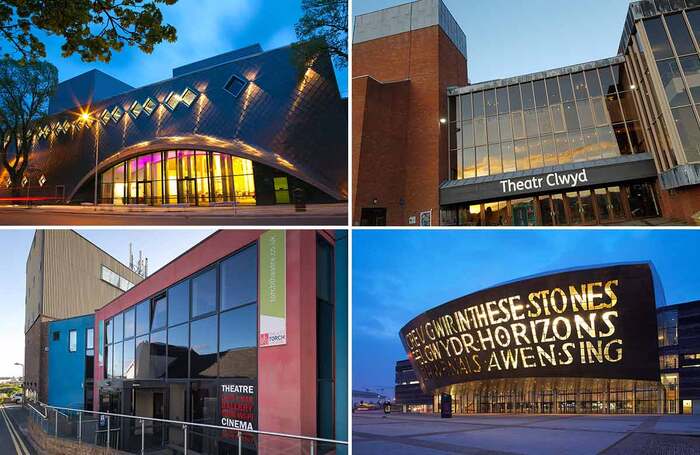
[27,401,347,454]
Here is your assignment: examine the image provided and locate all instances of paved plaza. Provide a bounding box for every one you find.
[353,411,700,454]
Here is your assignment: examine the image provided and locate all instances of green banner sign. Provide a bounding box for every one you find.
[259,230,286,346]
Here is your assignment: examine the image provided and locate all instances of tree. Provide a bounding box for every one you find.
[0,57,57,196]
[0,0,178,63]
[294,0,347,69]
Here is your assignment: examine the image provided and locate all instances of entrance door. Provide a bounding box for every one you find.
[273,177,290,204]
[361,208,387,226]
[134,388,168,450]
[179,178,196,205]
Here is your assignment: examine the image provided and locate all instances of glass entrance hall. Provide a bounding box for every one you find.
[440,181,660,226]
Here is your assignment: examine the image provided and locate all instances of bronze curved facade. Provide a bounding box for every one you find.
[2,43,347,205]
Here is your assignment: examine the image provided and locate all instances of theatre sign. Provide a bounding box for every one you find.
[399,264,660,392]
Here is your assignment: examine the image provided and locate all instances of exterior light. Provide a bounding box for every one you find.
[129,100,143,119]
[630,84,637,90]
[111,106,124,123]
[164,91,180,111]
[21,176,28,187]
[100,109,112,125]
[80,112,90,122]
[38,175,46,187]
[180,87,198,107]
[440,118,447,124]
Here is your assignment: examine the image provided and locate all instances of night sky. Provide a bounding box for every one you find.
[0,0,347,96]
[353,229,700,397]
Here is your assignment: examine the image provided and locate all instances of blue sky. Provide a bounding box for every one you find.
[353,229,700,396]
[0,229,213,377]
[353,0,631,84]
[0,0,347,96]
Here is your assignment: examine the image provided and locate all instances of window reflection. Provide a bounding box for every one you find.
[190,316,218,378]
[192,268,217,317]
[219,305,257,378]
[666,13,695,56]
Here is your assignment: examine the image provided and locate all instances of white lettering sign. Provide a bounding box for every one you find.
[499,169,588,194]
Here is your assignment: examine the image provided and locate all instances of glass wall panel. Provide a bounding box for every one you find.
[497,87,509,114]
[524,109,539,137]
[219,304,257,378]
[627,121,645,153]
[514,140,529,170]
[483,201,509,226]
[168,281,190,327]
[521,83,535,110]
[135,335,149,379]
[221,244,257,311]
[679,55,700,102]
[687,9,700,45]
[511,198,536,226]
[542,135,557,166]
[585,70,603,97]
[672,106,700,161]
[577,99,595,129]
[645,17,674,59]
[461,94,473,120]
[528,138,543,168]
[192,268,217,317]
[106,319,113,345]
[597,126,620,158]
[136,301,149,336]
[657,59,691,107]
[475,145,489,176]
[114,313,124,343]
[487,116,500,143]
[537,107,552,134]
[498,115,512,141]
[595,188,610,221]
[559,75,575,102]
[552,194,566,225]
[666,13,696,56]
[113,342,123,378]
[123,338,135,379]
[628,183,660,218]
[474,118,487,145]
[563,102,580,131]
[606,95,625,123]
[151,296,167,331]
[572,72,588,100]
[599,66,617,95]
[485,89,497,116]
[565,192,581,224]
[124,308,135,339]
[489,144,502,174]
[533,80,547,107]
[460,120,473,149]
[190,315,218,378]
[568,131,585,162]
[463,148,476,178]
[591,97,610,126]
[555,133,571,163]
[512,112,525,139]
[579,190,595,223]
[501,142,516,172]
[508,85,522,111]
[582,128,599,160]
[149,329,167,379]
[614,124,632,155]
[539,197,554,226]
[551,104,565,132]
[167,323,189,379]
[546,77,561,104]
[473,91,485,118]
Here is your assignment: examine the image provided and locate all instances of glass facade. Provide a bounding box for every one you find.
[436,378,663,415]
[441,182,660,226]
[99,150,256,206]
[448,63,645,180]
[101,242,258,452]
[643,10,700,162]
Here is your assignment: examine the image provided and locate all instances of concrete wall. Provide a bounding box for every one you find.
[48,314,94,409]
[24,317,50,403]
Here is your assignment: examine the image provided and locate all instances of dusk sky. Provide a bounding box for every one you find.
[0,0,347,96]
[353,0,631,85]
[353,230,700,397]
[0,229,214,377]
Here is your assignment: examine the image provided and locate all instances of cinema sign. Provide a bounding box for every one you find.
[399,264,661,392]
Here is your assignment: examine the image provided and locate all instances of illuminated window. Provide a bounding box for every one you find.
[142,97,158,116]
[224,75,247,97]
[111,106,124,123]
[100,109,112,125]
[164,91,180,111]
[659,354,678,369]
[180,87,198,107]
[129,100,143,118]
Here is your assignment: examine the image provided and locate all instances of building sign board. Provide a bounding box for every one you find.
[499,169,589,193]
[399,264,660,392]
[220,381,257,431]
[259,230,286,347]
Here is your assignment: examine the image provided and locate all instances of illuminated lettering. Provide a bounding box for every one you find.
[604,280,618,308]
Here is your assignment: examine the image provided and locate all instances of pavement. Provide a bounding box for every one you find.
[353,411,700,455]
[0,404,35,455]
[0,203,348,225]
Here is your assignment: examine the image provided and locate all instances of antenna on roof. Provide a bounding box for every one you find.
[129,243,134,269]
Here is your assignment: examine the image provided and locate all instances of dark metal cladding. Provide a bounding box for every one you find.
[399,264,661,393]
[3,44,347,203]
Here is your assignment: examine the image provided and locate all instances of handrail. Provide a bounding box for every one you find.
[26,402,46,419]
[38,402,348,446]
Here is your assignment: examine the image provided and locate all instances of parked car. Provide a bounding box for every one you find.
[10,393,22,404]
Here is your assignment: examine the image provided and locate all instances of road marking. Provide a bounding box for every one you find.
[0,405,29,455]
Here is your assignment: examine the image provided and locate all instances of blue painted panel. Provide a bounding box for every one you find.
[48,314,95,409]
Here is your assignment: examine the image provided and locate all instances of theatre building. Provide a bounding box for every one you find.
[354,0,700,225]
[1,43,346,206]
[92,230,348,453]
[398,263,700,415]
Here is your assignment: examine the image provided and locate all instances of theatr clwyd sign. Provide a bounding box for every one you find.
[399,264,660,392]
[499,169,589,193]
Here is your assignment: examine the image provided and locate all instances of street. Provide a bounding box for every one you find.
[0,203,347,225]
[0,405,34,455]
